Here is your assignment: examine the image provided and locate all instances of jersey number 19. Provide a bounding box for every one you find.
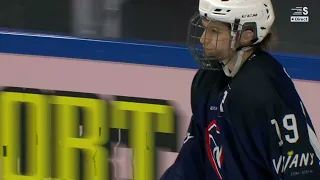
[271,114,300,146]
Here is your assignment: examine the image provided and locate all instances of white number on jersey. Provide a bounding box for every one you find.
[271,114,300,146]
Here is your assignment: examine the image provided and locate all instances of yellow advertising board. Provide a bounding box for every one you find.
[0,87,177,180]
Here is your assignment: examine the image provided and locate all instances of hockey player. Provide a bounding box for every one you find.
[160,0,320,179]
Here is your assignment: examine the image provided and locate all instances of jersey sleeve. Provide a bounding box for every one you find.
[160,70,207,180]
[159,114,206,180]
[226,90,320,179]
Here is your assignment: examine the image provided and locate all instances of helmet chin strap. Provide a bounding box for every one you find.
[222,47,252,77]
[222,17,254,77]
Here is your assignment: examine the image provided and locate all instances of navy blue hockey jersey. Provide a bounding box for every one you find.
[160,49,320,180]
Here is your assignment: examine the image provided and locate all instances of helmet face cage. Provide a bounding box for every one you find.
[187,12,244,71]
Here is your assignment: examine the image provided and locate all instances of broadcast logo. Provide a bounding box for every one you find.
[290,7,309,23]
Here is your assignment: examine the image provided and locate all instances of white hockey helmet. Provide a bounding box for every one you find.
[199,0,275,44]
[187,0,275,76]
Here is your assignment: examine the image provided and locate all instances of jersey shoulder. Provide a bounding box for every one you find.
[228,51,284,107]
[191,68,229,111]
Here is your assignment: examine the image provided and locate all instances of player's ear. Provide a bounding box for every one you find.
[240,30,254,46]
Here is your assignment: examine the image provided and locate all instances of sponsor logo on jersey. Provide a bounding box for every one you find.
[183,132,194,144]
[272,151,315,174]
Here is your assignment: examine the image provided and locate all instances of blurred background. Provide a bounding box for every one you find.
[1,0,319,55]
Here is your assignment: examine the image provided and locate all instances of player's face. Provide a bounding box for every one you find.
[200,19,232,58]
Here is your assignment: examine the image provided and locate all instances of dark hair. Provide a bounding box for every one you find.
[221,21,278,51]
[253,25,278,51]
[224,22,278,51]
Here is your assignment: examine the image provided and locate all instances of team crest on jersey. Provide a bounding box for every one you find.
[206,120,224,180]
